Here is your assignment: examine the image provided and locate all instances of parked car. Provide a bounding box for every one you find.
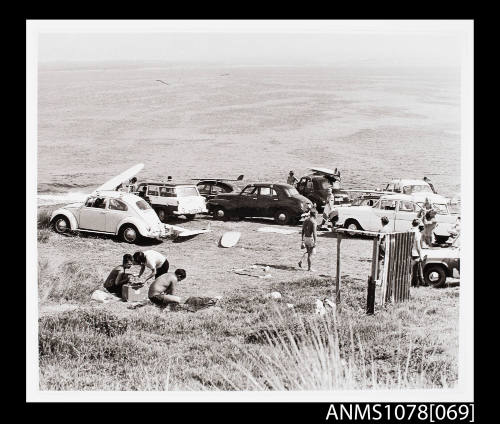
[381,179,438,196]
[196,180,243,200]
[422,236,460,287]
[50,191,166,243]
[135,182,207,222]
[333,193,457,235]
[207,183,312,225]
[296,174,350,212]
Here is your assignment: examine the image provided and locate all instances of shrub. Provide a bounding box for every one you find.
[38,209,52,229]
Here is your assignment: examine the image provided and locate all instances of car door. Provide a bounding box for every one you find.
[257,186,279,217]
[78,197,108,231]
[238,185,259,217]
[372,199,397,231]
[296,177,309,196]
[105,198,130,233]
[395,200,418,231]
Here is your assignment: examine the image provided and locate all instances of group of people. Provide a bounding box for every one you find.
[377,212,460,287]
[103,249,187,309]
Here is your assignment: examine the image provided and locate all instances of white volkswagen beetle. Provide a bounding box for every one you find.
[333,193,457,235]
[50,190,166,243]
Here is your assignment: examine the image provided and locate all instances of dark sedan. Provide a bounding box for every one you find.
[206,183,312,225]
[196,180,242,200]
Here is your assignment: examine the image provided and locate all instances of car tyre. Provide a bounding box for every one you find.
[119,224,139,244]
[155,208,168,223]
[274,210,291,225]
[344,219,361,236]
[213,207,228,221]
[423,264,447,288]
[52,215,70,234]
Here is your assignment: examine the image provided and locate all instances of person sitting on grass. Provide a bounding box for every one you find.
[103,254,133,297]
[133,250,170,284]
[148,269,186,309]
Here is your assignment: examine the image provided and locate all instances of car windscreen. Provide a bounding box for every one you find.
[136,200,152,210]
[175,186,199,197]
[402,185,433,194]
[432,203,449,215]
[317,180,331,190]
[285,187,300,197]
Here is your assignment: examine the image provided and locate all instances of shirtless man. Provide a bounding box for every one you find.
[298,210,318,271]
[148,269,187,308]
[133,250,170,283]
[103,254,133,296]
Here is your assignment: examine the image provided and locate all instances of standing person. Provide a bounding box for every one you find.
[319,187,335,228]
[377,216,391,281]
[148,269,186,309]
[127,177,138,193]
[103,254,133,296]
[449,216,461,239]
[298,210,318,272]
[423,176,437,194]
[410,219,425,287]
[287,170,299,186]
[133,250,170,283]
[422,209,438,247]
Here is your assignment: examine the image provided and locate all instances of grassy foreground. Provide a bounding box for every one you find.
[37,210,459,390]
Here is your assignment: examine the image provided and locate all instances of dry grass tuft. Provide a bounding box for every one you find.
[38,209,52,229]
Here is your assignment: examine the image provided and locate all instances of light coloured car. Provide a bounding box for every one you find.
[333,193,457,235]
[136,182,207,222]
[382,179,436,196]
[422,236,460,287]
[50,190,166,243]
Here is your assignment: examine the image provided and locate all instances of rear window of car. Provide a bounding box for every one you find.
[136,200,151,210]
[160,187,176,197]
[175,187,199,197]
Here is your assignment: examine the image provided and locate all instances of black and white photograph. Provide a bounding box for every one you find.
[26,20,473,403]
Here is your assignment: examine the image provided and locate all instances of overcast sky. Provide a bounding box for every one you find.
[37,23,466,67]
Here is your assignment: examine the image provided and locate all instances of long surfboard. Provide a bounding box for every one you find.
[308,166,338,177]
[92,163,144,194]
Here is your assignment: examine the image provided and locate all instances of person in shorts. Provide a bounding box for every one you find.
[148,269,186,309]
[410,219,425,287]
[377,216,391,282]
[133,250,170,283]
[298,210,318,271]
[103,254,133,296]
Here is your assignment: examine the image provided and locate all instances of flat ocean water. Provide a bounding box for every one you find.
[37,63,460,206]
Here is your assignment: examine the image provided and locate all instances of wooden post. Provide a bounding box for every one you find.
[336,233,342,307]
[367,237,379,314]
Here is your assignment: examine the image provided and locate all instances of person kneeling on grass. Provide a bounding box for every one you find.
[148,269,186,309]
[103,254,133,297]
[133,250,170,283]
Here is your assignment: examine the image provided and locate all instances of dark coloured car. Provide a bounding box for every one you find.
[207,183,312,225]
[196,180,243,200]
[296,174,351,212]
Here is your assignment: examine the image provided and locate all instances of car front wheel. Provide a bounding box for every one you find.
[52,215,70,234]
[424,264,447,288]
[119,224,139,244]
[274,210,291,225]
